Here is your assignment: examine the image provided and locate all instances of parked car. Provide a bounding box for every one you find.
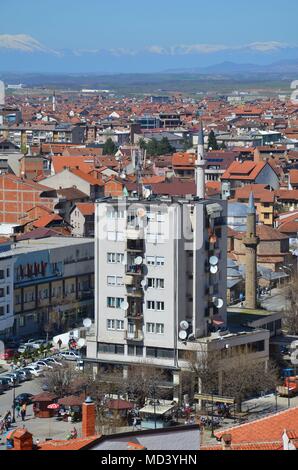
[1,374,20,386]
[14,393,34,406]
[43,357,63,366]
[27,339,52,350]
[18,344,35,354]
[34,360,53,369]
[23,365,43,377]
[0,377,11,390]
[59,351,81,361]
[15,369,32,381]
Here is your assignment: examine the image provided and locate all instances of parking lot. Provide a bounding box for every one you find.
[0,351,83,449]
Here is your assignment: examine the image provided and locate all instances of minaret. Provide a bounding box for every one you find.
[195,123,207,199]
[52,91,56,113]
[243,193,260,309]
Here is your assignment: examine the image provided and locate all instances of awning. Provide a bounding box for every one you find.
[139,403,176,416]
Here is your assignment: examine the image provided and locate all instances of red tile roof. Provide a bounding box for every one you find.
[33,214,63,228]
[38,436,99,451]
[290,169,298,185]
[75,203,95,216]
[215,407,298,445]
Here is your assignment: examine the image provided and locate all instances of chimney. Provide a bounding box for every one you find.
[82,396,96,438]
[221,433,232,450]
[12,429,33,451]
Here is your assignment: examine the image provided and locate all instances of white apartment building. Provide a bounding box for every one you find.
[0,244,14,340]
[86,131,270,398]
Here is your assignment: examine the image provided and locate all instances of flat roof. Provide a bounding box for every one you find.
[0,237,94,258]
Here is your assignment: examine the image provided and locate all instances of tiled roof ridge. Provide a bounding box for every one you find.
[216,407,298,438]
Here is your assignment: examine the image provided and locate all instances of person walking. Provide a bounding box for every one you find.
[20,403,27,422]
[15,403,21,418]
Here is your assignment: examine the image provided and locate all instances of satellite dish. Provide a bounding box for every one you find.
[77,338,86,348]
[120,301,129,311]
[179,330,188,341]
[209,256,219,266]
[213,297,224,309]
[137,208,146,218]
[134,256,143,265]
[180,321,189,331]
[83,318,92,328]
[210,265,218,274]
[141,280,147,288]
[144,188,151,199]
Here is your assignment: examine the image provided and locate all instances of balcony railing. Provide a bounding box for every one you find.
[126,287,143,298]
[125,265,144,276]
[124,330,144,342]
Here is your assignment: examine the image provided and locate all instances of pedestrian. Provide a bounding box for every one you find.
[57,338,62,350]
[21,403,27,422]
[15,403,21,418]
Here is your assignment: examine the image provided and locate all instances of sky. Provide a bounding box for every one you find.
[0,0,298,73]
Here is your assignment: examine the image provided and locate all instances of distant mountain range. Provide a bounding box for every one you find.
[165,59,298,75]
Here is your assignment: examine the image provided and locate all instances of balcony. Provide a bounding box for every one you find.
[125,265,144,276]
[126,287,143,298]
[126,239,145,252]
[124,331,144,342]
[126,227,144,241]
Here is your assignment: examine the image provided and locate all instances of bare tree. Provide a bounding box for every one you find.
[221,354,278,411]
[185,350,278,411]
[123,364,169,407]
[40,363,88,397]
[283,276,298,335]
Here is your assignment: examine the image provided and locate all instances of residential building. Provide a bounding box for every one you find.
[221,161,280,198]
[233,184,276,226]
[12,237,94,337]
[70,203,95,237]
[0,240,15,339]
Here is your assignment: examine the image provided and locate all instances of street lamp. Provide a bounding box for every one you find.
[12,377,16,423]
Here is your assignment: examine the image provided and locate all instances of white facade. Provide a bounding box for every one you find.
[0,250,14,339]
[87,196,228,371]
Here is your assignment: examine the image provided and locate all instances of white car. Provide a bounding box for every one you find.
[59,351,81,361]
[34,360,53,369]
[45,357,63,366]
[22,366,43,377]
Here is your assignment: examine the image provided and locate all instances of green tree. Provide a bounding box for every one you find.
[158,137,175,155]
[103,138,117,155]
[208,130,219,150]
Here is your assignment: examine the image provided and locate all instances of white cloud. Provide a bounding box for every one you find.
[0,34,60,55]
[244,42,289,52]
[143,41,294,56]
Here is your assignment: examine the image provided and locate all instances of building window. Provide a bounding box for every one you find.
[146,323,155,333]
[156,301,165,311]
[6,305,10,314]
[156,257,165,266]
[146,256,155,266]
[0,288,4,298]
[6,268,10,278]
[107,319,116,330]
[0,270,4,280]
[116,320,124,331]
[156,323,164,334]
[97,343,124,355]
[147,301,155,310]
[107,253,124,264]
[107,297,124,308]
[6,286,10,295]
[0,306,4,316]
[148,278,165,289]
